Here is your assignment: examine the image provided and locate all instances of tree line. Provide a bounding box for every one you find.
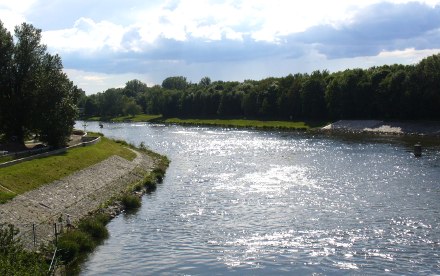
[0,21,82,148]
[79,54,440,122]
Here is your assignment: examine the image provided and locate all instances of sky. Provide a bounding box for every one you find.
[1,0,440,94]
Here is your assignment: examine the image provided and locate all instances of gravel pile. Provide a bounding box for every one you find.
[322,120,440,136]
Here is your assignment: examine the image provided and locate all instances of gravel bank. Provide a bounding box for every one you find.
[0,149,154,248]
[322,120,440,136]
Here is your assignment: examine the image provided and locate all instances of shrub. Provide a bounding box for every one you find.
[121,194,141,210]
[94,213,111,225]
[58,231,94,262]
[0,224,49,274]
[58,238,80,263]
[78,218,109,241]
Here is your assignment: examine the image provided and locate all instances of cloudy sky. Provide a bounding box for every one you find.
[1,0,440,94]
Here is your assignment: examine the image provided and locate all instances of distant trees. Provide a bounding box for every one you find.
[79,53,440,122]
[82,80,145,118]
[0,21,81,147]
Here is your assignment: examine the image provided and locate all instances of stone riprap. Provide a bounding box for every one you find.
[0,149,153,248]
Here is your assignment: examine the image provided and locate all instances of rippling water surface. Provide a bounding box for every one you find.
[77,122,440,275]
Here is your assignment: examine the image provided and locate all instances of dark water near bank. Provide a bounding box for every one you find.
[76,121,440,275]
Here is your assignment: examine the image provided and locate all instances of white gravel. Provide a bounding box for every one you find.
[322,120,440,135]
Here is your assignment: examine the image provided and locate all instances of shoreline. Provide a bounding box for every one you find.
[0,146,168,249]
[81,115,440,136]
[321,120,440,137]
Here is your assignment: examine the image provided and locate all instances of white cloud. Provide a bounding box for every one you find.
[3,0,440,94]
[38,0,440,54]
[43,17,126,53]
[376,48,440,62]
[64,69,155,94]
[0,0,36,31]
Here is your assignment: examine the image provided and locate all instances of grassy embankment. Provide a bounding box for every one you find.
[0,134,169,273]
[0,136,136,204]
[84,113,325,129]
[162,117,322,129]
[86,114,161,122]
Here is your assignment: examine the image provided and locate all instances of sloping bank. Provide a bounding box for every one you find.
[0,136,169,274]
[321,120,440,136]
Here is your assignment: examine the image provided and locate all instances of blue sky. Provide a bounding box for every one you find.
[1,0,439,94]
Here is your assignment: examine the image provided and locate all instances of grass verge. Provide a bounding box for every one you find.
[82,114,326,130]
[162,117,323,130]
[0,136,136,203]
[110,114,162,122]
[83,114,162,122]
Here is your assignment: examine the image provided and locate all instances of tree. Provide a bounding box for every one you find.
[35,54,81,147]
[199,76,211,86]
[0,21,79,147]
[83,95,100,117]
[123,79,148,98]
[0,21,14,136]
[122,97,142,116]
[98,88,124,117]
[414,54,440,119]
[162,76,188,90]
[300,71,327,119]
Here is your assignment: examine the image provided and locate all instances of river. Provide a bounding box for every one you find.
[76,121,440,275]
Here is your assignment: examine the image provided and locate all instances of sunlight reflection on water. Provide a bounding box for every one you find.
[77,122,440,275]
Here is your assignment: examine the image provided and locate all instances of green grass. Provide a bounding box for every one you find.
[111,114,162,122]
[0,155,13,163]
[83,114,162,122]
[163,118,321,129]
[0,137,136,203]
[83,114,326,129]
[85,116,101,121]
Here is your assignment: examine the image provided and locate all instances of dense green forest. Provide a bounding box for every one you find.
[0,21,81,147]
[81,54,440,122]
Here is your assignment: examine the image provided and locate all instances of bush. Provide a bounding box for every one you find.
[0,224,49,274]
[58,231,94,262]
[78,218,109,241]
[94,213,111,225]
[121,194,141,210]
[58,238,80,263]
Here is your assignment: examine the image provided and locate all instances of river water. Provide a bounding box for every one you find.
[76,121,440,275]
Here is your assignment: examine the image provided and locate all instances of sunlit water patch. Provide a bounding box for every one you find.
[77,122,440,275]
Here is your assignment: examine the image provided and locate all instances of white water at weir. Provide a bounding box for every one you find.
[77,121,440,275]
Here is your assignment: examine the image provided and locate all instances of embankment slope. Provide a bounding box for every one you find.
[0,149,154,248]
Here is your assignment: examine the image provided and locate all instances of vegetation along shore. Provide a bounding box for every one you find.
[0,134,169,274]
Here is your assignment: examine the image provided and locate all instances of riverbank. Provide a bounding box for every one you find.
[0,145,166,246]
[83,114,324,130]
[322,120,440,136]
[0,136,136,203]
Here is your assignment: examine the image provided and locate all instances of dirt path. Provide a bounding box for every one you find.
[0,149,154,248]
